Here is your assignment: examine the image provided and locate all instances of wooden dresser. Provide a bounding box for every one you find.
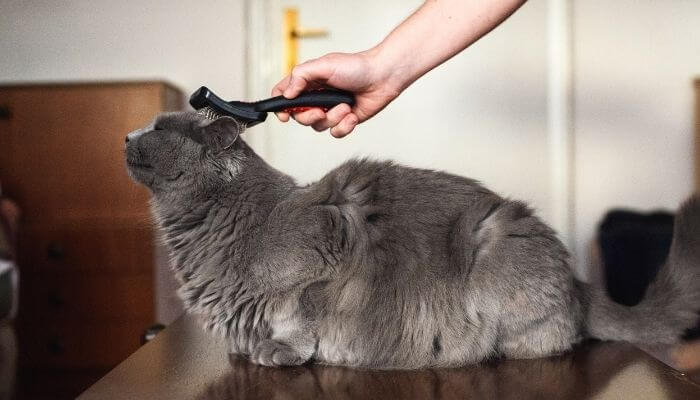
[0,82,182,399]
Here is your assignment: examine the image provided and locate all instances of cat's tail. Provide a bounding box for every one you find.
[580,195,700,344]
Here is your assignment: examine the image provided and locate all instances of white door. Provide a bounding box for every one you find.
[244,0,560,245]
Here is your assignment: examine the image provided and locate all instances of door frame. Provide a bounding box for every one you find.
[243,0,279,157]
[546,0,576,260]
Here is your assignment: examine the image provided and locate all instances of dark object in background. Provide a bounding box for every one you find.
[598,208,700,339]
[598,209,674,306]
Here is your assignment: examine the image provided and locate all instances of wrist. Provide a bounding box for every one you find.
[362,44,412,96]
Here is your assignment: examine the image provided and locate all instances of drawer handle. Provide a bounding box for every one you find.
[142,324,166,344]
[47,242,65,260]
[0,106,10,121]
[48,336,64,355]
[47,293,64,307]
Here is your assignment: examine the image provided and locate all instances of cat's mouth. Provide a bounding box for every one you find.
[127,160,154,170]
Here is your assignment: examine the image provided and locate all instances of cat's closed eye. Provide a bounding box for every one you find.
[366,213,381,223]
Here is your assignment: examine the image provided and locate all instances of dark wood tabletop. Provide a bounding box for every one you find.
[79,314,700,399]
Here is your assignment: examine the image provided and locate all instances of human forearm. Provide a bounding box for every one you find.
[366,0,527,93]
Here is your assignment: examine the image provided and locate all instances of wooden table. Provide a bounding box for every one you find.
[79,315,700,399]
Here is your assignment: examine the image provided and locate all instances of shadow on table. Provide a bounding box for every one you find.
[196,341,700,400]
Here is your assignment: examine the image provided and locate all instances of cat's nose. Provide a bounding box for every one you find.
[126,129,145,144]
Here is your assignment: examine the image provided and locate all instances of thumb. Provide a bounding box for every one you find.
[282,58,333,98]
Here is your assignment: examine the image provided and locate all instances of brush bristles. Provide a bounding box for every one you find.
[196,107,247,133]
[196,106,224,121]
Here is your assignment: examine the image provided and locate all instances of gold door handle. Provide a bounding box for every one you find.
[293,27,329,38]
[284,8,329,75]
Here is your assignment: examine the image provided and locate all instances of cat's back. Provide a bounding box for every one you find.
[298,158,503,275]
[307,158,568,283]
[315,157,497,215]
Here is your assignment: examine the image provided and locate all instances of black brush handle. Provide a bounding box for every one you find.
[253,89,355,113]
[189,86,355,125]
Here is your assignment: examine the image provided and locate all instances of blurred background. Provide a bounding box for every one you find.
[0,0,698,398]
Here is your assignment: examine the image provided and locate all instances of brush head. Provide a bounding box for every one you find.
[189,86,267,126]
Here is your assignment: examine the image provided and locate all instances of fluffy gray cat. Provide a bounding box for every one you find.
[125,112,700,369]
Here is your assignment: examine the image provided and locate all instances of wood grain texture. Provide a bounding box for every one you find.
[0,83,166,224]
[20,271,154,322]
[17,222,155,273]
[18,319,154,369]
[0,82,183,399]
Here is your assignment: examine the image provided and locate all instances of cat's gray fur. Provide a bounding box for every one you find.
[125,112,700,369]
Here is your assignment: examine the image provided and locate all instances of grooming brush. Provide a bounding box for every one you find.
[189,86,356,126]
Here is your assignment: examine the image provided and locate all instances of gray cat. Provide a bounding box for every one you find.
[125,111,700,369]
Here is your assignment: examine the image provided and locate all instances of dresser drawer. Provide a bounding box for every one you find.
[18,222,154,273]
[0,83,176,224]
[20,271,154,322]
[18,319,153,369]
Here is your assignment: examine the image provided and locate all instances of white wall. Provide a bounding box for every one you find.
[0,0,246,100]
[572,0,700,276]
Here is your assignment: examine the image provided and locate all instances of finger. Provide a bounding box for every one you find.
[330,113,359,138]
[271,76,293,121]
[291,108,326,126]
[271,75,291,96]
[275,111,291,122]
[283,59,333,98]
[311,103,351,132]
[284,75,307,99]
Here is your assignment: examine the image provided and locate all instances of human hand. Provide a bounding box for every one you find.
[271,51,402,138]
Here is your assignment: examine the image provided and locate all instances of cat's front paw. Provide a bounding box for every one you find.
[251,339,307,367]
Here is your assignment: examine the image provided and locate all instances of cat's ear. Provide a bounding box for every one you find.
[199,117,240,153]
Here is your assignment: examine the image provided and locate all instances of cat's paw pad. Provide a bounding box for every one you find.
[251,340,305,367]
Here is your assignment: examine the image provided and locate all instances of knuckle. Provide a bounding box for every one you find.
[331,112,347,124]
[290,65,304,78]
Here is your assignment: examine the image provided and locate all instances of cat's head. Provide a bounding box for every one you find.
[125,111,246,194]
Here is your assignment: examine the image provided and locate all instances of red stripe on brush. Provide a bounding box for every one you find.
[283,107,330,114]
